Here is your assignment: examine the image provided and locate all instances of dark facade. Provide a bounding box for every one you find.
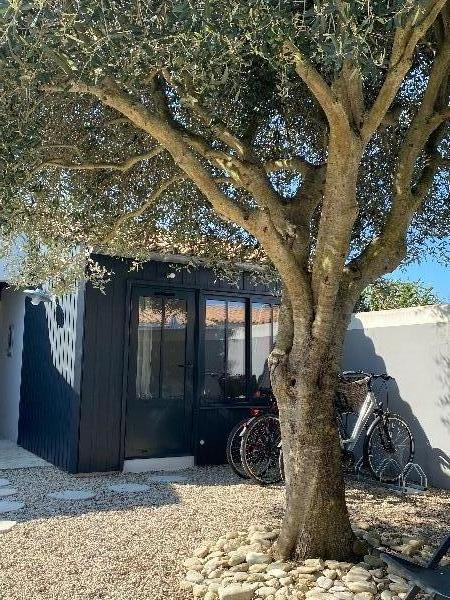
[18,254,279,473]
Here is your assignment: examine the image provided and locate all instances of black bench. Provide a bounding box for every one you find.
[380,534,450,600]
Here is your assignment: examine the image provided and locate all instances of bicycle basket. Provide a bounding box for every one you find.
[336,375,370,413]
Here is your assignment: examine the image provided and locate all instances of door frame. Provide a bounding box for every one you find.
[119,282,198,466]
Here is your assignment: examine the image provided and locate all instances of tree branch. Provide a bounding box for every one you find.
[101,174,184,245]
[283,41,348,127]
[161,70,258,163]
[361,0,447,141]
[264,157,324,177]
[40,147,165,173]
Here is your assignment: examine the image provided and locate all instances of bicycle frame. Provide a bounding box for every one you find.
[338,389,378,451]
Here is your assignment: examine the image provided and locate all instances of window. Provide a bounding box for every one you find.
[204,299,246,401]
[202,296,279,403]
[251,303,279,395]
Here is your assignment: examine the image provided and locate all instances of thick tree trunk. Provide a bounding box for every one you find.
[271,322,356,561]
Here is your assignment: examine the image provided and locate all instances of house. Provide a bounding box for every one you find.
[3,253,279,473]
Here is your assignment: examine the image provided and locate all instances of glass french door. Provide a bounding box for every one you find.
[125,287,195,459]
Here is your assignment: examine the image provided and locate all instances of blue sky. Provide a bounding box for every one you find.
[392,260,450,302]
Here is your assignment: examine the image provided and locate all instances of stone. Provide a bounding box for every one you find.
[307,588,328,596]
[218,584,254,600]
[323,569,338,580]
[0,501,24,513]
[345,582,377,594]
[298,565,323,574]
[381,591,395,600]
[186,571,204,584]
[343,574,371,584]
[184,557,204,569]
[258,587,278,597]
[387,575,408,585]
[354,593,374,600]
[305,559,325,569]
[363,555,385,568]
[193,584,209,597]
[106,483,150,493]
[333,586,350,592]
[306,593,334,600]
[0,488,18,498]
[246,552,271,565]
[317,577,334,590]
[194,546,211,558]
[279,577,292,586]
[332,593,354,600]
[389,583,410,594]
[249,564,268,573]
[205,593,218,600]
[267,569,288,579]
[48,490,95,500]
[204,558,225,573]
[230,564,249,573]
[229,553,246,567]
[0,479,10,488]
[0,520,16,533]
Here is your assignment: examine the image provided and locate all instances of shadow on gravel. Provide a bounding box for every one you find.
[0,465,258,523]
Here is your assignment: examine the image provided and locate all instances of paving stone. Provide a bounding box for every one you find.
[0,479,11,488]
[0,500,24,513]
[107,483,151,493]
[0,488,17,498]
[48,490,95,501]
[0,520,17,533]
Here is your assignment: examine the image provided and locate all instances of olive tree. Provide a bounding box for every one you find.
[1,0,449,560]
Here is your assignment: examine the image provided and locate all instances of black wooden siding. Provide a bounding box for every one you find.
[18,290,84,472]
[77,255,278,473]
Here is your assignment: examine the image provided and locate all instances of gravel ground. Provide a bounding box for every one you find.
[0,465,448,600]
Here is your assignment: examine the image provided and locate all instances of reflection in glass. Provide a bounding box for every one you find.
[251,303,272,391]
[136,297,162,400]
[136,296,187,401]
[227,301,246,398]
[162,298,187,399]
[204,299,226,400]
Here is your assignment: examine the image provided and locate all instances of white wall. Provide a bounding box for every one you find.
[0,288,25,441]
[344,304,450,490]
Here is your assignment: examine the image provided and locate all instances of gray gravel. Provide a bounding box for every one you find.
[0,465,448,600]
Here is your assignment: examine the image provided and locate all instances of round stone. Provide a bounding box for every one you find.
[48,490,95,500]
[246,552,271,565]
[186,570,204,584]
[0,501,24,513]
[317,576,334,590]
[0,520,17,533]
[0,488,18,498]
[106,483,150,493]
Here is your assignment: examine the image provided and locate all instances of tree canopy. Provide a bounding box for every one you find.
[356,277,442,310]
[0,0,449,295]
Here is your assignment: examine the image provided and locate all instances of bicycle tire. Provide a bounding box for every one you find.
[241,414,282,485]
[363,413,414,483]
[226,419,250,479]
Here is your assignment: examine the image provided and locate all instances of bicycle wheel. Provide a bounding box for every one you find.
[364,414,414,483]
[241,414,282,485]
[226,419,250,479]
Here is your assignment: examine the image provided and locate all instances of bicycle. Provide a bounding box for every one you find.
[238,370,414,485]
[337,370,414,482]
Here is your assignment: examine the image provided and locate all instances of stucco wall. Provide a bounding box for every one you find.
[343,304,450,490]
[0,287,25,441]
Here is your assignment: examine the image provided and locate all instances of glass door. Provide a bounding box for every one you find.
[125,288,195,459]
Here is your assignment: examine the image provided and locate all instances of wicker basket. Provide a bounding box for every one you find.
[336,375,370,413]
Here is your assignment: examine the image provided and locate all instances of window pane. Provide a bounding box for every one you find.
[227,301,246,398]
[204,299,226,400]
[161,298,187,399]
[251,303,272,393]
[136,297,162,400]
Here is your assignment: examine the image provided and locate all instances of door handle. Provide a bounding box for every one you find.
[178,363,193,369]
